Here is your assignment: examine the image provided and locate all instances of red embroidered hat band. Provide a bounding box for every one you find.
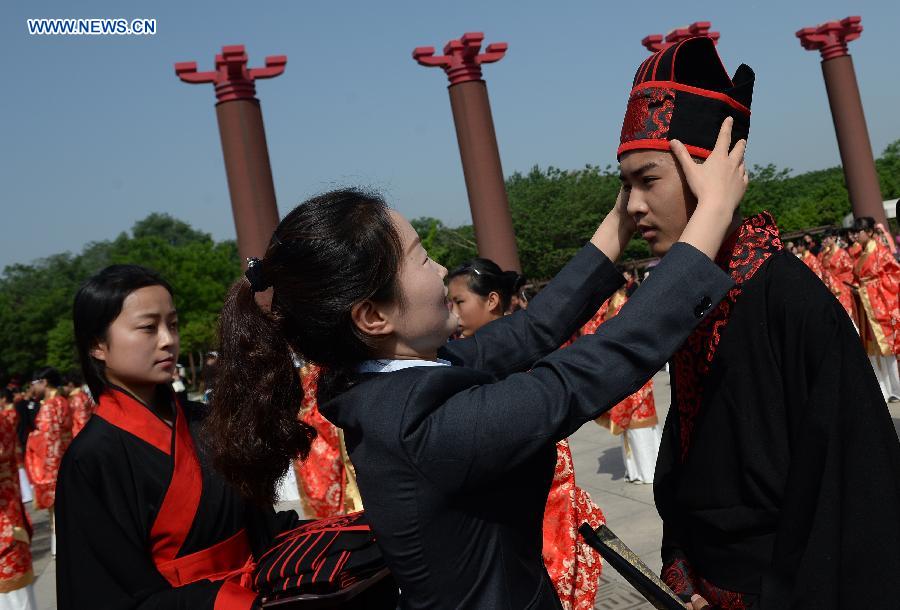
[617,37,754,160]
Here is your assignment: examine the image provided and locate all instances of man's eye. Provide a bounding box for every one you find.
[140,325,155,331]
[642,176,658,186]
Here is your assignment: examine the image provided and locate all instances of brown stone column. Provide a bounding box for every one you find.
[797,16,888,229]
[413,33,521,272]
[176,45,286,265]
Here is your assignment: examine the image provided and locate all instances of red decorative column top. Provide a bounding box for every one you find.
[642,21,719,53]
[796,16,862,61]
[175,45,287,102]
[413,32,507,85]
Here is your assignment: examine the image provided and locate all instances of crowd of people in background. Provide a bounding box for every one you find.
[784,217,900,400]
[0,369,87,609]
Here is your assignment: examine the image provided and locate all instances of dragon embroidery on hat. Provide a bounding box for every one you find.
[620,87,675,144]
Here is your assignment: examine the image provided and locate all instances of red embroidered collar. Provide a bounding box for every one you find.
[671,212,783,461]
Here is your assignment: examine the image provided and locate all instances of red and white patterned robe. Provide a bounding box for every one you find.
[293,365,362,518]
[0,405,33,593]
[801,250,830,288]
[818,246,858,325]
[541,440,605,610]
[544,328,611,609]
[67,388,93,438]
[25,391,73,510]
[853,240,900,355]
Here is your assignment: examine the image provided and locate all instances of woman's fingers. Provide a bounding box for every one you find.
[729,138,747,164]
[712,116,734,156]
[670,139,696,178]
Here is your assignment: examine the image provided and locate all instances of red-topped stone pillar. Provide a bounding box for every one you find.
[797,16,887,228]
[413,32,521,272]
[642,21,719,53]
[175,45,286,265]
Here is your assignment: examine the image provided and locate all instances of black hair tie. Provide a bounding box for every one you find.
[245,258,272,293]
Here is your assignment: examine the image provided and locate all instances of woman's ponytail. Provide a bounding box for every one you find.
[203,188,403,506]
[205,278,316,506]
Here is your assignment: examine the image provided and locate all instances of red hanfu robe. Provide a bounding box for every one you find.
[800,250,829,288]
[818,245,858,325]
[579,290,658,434]
[67,388,93,438]
[853,240,900,355]
[541,439,605,610]
[541,344,607,609]
[25,391,72,509]
[0,406,33,594]
[56,387,296,609]
[293,365,362,518]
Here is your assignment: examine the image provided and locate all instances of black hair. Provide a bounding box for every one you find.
[32,367,62,388]
[207,188,403,505]
[63,372,84,386]
[447,258,522,313]
[73,265,173,401]
[851,216,876,234]
[0,388,12,404]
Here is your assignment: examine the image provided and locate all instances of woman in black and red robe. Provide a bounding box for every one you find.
[55,265,305,610]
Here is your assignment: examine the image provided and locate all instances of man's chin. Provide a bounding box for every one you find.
[649,239,675,258]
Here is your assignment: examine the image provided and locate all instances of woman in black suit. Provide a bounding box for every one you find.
[207,121,748,608]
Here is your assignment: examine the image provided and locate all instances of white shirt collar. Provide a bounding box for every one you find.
[358,358,451,374]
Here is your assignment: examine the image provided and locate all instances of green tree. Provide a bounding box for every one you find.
[0,216,240,378]
[131,213,211,247]
[410,217,478,272]
[46,318,76,375]
[0,253,84,376]
[505,165,648,279]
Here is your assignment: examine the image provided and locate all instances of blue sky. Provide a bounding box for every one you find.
[3,0,898,270]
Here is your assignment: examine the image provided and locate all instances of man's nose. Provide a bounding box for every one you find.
[625,190,647,218]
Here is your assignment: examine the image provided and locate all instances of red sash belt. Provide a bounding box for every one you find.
[155,527,252,587]
[96,389,257,610]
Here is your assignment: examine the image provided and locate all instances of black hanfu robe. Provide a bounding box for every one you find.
[655,212,900,609]
[55,387,296,610]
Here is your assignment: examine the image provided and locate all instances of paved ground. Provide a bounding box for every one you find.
[32,370,900,609]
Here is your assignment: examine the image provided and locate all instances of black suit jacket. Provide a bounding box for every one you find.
[321,242,733,609]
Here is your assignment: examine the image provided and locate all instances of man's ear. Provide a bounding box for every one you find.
[350,300,393,338]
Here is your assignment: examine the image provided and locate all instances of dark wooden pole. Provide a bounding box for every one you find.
[414,33,521,272]
[176,45,286,265]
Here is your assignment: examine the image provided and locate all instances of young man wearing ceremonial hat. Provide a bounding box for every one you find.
[615,37,900,609]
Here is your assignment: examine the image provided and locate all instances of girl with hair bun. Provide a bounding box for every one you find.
[449,256,607,609]
[447,258,521,337]
[209,144,745,609]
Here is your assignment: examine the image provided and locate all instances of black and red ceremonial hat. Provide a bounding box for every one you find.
[617,36,754,160]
